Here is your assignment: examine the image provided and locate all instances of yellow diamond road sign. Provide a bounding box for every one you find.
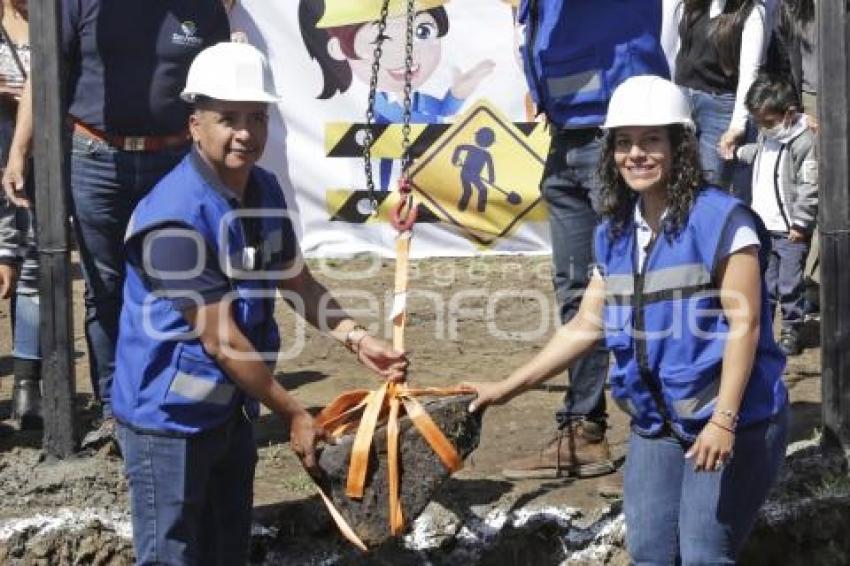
[407,100,547,245]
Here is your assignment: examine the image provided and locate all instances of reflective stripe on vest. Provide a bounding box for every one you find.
[169,371,236,406]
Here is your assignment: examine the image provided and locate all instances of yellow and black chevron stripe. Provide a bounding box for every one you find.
[325,122,543,159]
[325,123,452,159]
[326,190,441,224]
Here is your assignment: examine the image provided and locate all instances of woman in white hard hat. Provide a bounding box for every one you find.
[466,75,788,563]
[113,42,408,564]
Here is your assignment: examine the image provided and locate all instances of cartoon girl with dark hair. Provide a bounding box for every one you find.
[299,0,494,190]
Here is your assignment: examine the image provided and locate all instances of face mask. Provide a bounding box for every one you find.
[760,114,794,140]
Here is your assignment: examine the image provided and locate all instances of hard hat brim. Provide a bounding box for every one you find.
[317,0,448,28]
[181,89,280,104]
[601,118,695,130]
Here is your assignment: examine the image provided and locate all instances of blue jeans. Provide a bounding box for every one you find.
[686,88,755,201]
[624,406,789,565]
[116,412,257,565]
[765,234,809,330]
[11,292,40,360]
[70,132,187,415]
[542,129,609,427]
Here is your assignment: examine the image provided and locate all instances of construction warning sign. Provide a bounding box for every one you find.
[407,100,547,245]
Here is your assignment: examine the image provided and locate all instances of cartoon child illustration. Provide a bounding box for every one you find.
[299,0,495,190]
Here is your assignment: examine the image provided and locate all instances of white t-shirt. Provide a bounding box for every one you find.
[633,202,760,272]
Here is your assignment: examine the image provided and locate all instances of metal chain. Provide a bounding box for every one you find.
[362,0,392,214]
[401,0,416,175]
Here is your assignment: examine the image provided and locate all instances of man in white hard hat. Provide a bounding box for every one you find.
[112,42,408,564]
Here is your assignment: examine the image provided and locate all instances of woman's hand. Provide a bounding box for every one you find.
[685,421,735,472]
[0,263,19,299]
[463,380,513,413]
[356,335,408,383]
[788,228,808,243]
[2,150,29,207]
[289,409,328,477]
[718,127,745,160]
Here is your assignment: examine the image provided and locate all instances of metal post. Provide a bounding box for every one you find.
[30,0,76,456]
[818,0,850,453]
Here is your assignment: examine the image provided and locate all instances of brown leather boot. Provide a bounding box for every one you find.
[502,421,616,480]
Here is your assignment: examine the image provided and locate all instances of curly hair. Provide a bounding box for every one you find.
[598,124,706,240]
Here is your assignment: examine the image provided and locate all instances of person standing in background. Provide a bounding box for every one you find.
[2,1,230,446]
[673,0,777,200]
[497,0,671,492]
[0,0,39,429]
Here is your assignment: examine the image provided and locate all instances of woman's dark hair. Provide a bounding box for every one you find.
[10,0,27,20]
[744,71,799,114]
[682,0,759,77]
[779,0,815,47]
[598,124,705,239]
[298,0,448,100]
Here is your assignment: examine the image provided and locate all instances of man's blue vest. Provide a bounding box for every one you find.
[518,0,670,127]
[112,155,290,435]
[595,188,788,441]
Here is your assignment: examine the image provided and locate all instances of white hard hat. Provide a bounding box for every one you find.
[603,75,693,130]
[181,42,279,103]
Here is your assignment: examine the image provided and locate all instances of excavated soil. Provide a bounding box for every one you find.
[0,256,825,564]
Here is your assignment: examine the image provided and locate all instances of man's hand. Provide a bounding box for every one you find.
[356,335,408,382]
[2,152,29,207]
[0,263,19,299]
[289,409,327,477]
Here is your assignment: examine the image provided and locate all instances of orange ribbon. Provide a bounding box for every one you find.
[315,383,474,549]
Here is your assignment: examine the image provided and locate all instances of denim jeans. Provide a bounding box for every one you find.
[116,412,257,565]
[624,406,789,565]
[688,89,735,189]
[11,291,40,360]
[70,132,187,415]
[541,129,609,427]
[765,233,809,329]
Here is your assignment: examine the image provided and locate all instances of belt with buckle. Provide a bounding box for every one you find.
[72,120,189,152]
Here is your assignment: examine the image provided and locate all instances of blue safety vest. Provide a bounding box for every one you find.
[112,154,290,435]
[518,0,670,127]
[595,188,788,441]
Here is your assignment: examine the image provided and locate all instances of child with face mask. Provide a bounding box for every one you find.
[734,71,818,356]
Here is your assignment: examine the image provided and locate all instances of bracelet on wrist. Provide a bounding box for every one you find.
[709,419,736,434]
[713,408,739,428]
[344,324,369,354]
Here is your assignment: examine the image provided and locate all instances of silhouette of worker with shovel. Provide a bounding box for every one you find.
[452,127,522,213]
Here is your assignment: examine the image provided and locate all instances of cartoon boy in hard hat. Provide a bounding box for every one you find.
[299,0,495,190]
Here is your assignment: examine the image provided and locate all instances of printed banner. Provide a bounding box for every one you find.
[233,0,552,257]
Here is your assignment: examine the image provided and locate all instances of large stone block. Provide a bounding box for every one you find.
[317,393,481,547]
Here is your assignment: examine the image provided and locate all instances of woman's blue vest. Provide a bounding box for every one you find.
[517,0,670,128]
[112,155,290,435]
[595,188,788,441]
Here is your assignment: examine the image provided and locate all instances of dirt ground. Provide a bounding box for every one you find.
[0,254,825,564]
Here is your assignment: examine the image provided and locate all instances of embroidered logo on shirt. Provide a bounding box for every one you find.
[173,21,203,47]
